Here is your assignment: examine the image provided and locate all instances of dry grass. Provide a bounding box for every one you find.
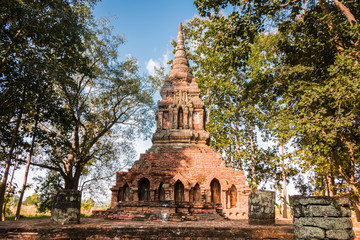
[5,205,50,220]
[6,204,108,219]
[20,205,50,217]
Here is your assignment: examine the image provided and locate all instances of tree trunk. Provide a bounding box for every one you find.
[278,188,283,215]
[64,168,82,190]
[324,169,334,197]
[2,160,18,221]
[235,121,243,171]
[0,92,25,221]
[332,0,357,26]
[324,171,330,196]
[250,121,256,189]
[351,197,360,222]
[64,176,76,190]
[15,116,39,220]
[280,144,288,219]
[329,171,335,196]
[206,88,211,124]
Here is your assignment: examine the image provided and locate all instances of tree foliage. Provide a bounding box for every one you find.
[0,0,158,220]
[1,0,98,220]
[192,0,360,219]
[182,17,298,191]
[33,17,156,190]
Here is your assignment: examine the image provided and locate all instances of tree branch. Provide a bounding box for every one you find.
[16,158,60,172]
[80,174,114,191]
[332,0,357,26]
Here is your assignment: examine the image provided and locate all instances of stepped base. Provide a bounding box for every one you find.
[102,201,227,221]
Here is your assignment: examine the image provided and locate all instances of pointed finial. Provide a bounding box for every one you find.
[177,22,184,46]
[169,22,193,82]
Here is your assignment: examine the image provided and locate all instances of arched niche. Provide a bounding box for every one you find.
[118,183,130,202]
[138,178,150,201]
[178,107,184,129]
[162,111,170,129]
[117,188,123,202]
[230,184,237,208]
[193,183,201,203]
[210,178,221,203]
[188,110,192,129]
[158,182,165,201]
[174,180,185,202]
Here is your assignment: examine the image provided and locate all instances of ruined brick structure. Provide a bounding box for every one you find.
[107,23,250,221]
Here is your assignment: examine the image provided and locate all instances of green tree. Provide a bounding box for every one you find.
[182,18,288,189]
[0,0,96,221]
[23,192,39,206]
[33,171,63,213]
[81,198,95,210]
[31,18,156,191]
[193,0,360,219]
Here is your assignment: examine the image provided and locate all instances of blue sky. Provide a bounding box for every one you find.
[14,1,201,200]
[93,1,201,155]
[93,0,199,76]
[93,2,298,197]
[15,1,297,201]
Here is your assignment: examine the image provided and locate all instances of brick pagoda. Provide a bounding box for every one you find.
[106,23,250,221]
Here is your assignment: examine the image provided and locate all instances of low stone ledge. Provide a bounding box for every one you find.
[295,226,325,239]
[292,195,351,207]
[293,205,351,218]
[326,229,355,240]
[293,217,353,230]
[291,195,354,240]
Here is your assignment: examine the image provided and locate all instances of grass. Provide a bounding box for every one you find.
[4,204,108,220]
[4,205,50,220]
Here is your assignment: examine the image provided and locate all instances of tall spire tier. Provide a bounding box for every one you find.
[151,22,209,150]
[169,22,193,82]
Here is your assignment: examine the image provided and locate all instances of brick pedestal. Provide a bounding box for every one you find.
[291,196,354,240]
[105,201,224,221]
[51,190,81,225]
[248,190,275,225]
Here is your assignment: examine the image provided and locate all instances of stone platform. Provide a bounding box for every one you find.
[105,201,225,221]
[0,218,294,239]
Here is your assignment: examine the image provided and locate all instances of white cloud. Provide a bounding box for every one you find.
[145,50,171,75]
[161,51,170,69]
[146,59,160,75]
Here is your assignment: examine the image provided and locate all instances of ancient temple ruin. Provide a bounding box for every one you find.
[106,23,250,221]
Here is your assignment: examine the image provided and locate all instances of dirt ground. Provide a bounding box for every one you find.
[0,217,292,229]
[0,217,359,239]
[0,218,294,239]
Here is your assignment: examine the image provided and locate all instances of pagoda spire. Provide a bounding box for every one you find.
[152,22,209,148]
[169,22,193,81]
